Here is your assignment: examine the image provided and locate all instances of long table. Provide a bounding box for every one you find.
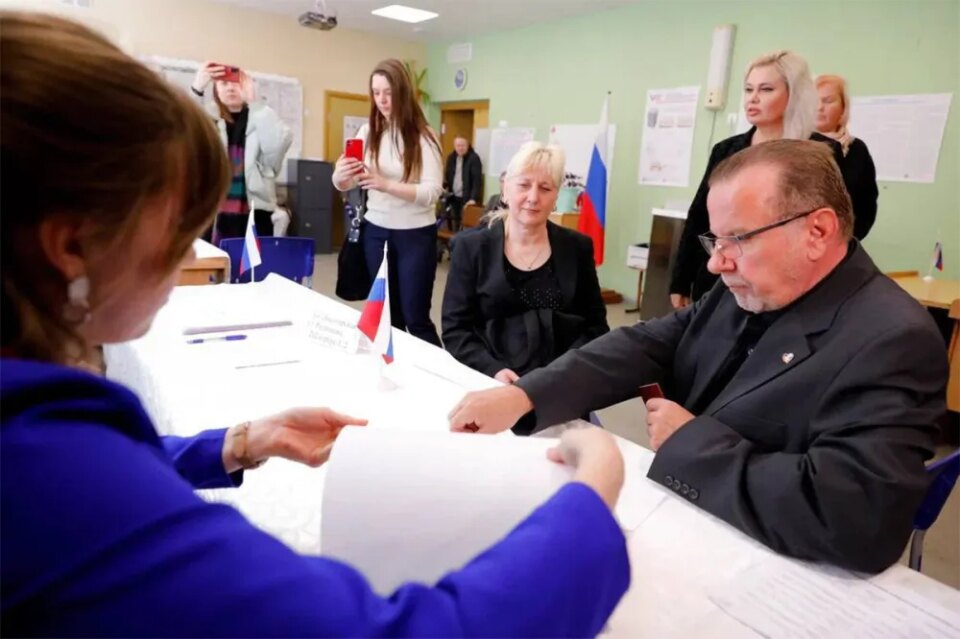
[894,276,960,311]
[105,275,960,637]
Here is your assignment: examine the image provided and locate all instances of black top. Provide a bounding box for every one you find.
[225,105,249,147]
[441,221,608,378]
[669,127,879,301]
[503,256,564,311]
[843,137,879,240]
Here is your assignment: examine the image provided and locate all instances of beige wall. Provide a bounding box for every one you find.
[2,0,426,159]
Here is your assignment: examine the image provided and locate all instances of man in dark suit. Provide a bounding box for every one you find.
[448,139,947,574]
[442,136,483,231]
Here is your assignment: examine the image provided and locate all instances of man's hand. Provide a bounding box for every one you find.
[669,294,691,310]
[449,385,533,434]
[645,398,694,451]
[493,368,520,384]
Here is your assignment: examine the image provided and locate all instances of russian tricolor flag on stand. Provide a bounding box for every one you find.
[358,245,394,364]
[239,208,262,276]
[934,241,944,271]
[578,93,610,266]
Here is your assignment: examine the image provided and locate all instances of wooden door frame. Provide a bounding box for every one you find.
[438,100,489,112]
[323,90,369,159]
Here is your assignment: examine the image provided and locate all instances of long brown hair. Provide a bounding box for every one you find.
[212,72,245,124]
[0,11,230,363]
[367,59,440,183]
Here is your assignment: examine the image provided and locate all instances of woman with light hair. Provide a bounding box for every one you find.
[816,74,879,239]
[670,50,849,307]
[442,142,608,433]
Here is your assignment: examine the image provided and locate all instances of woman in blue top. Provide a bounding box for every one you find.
[0,11,630,638]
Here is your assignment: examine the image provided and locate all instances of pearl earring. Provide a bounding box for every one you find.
[64,276,92,325]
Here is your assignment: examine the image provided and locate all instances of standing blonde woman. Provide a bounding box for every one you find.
[669,50,848,308]
[816,74,879,240]
[332,59,444,346]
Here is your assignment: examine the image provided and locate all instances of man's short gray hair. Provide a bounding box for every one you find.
[709,139,854,240]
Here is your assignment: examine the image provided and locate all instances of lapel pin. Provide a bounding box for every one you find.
[782,352,795,364]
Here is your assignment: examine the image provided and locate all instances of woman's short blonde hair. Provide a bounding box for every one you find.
[488,142,565,226]
[815,74,851,129]
[745,50,818,140]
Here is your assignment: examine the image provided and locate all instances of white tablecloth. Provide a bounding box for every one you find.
[105,275,960,638]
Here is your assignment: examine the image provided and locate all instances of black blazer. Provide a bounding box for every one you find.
[441,221,609,378]
[443,149,483,202]
[669,128,876,300]
[518,242,945,573]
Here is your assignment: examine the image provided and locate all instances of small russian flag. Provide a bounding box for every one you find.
[358,244,394,364]
[933,241,944,272]
[239,208,262,276]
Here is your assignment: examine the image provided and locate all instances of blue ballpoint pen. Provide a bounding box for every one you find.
[186,335,248,344]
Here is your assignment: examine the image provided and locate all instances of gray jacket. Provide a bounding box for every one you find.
[194,93,293,211]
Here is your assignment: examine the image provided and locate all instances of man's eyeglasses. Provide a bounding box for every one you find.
[698,208,819,259]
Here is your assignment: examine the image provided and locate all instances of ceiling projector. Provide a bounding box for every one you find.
[299,1,337,30]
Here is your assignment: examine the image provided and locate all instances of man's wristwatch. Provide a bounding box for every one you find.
[230,421,267,470]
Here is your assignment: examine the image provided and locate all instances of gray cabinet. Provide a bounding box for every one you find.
[287,159,334,254]
[640,209,687,321]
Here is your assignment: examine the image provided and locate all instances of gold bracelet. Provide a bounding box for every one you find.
[230,421,266,470]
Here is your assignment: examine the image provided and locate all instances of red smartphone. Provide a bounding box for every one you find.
[217,63,241,84]
[638,383,664,402]
[345,139,364,163]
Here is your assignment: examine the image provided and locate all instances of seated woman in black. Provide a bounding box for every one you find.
[442,142,609,434]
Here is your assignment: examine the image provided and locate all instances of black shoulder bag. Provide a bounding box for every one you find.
[335,188,372,301]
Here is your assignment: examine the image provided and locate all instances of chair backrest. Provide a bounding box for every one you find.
[914,449,960,531]
[219,237,315,286]
[462,204,485,229]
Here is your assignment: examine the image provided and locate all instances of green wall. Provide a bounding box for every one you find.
[426,0,960,298]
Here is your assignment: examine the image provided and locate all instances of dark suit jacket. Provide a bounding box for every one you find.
[670,128,877,300]
[518,242,946,573]
[443,149,483,202]
[442,221,609,378]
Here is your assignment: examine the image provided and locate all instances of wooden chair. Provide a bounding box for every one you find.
[438,204,486,261]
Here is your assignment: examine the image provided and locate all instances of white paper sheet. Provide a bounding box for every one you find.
[848,93,953,183]
[638,86,701,187]
[321,427,573,594]
[707,559,960,638]
[343,115,367,143]
[474,128,492,176]
[489,127,536,177]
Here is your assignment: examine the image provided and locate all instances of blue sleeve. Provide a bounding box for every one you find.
[3,421,630,638]
[160,429,243,489]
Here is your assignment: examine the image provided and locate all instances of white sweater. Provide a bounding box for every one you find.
[342,124,443,230]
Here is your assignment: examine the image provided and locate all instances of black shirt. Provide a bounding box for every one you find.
[503,256,564,311]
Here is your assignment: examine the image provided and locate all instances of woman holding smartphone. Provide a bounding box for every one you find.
[332,59,444,346]
[191,61,292,243]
